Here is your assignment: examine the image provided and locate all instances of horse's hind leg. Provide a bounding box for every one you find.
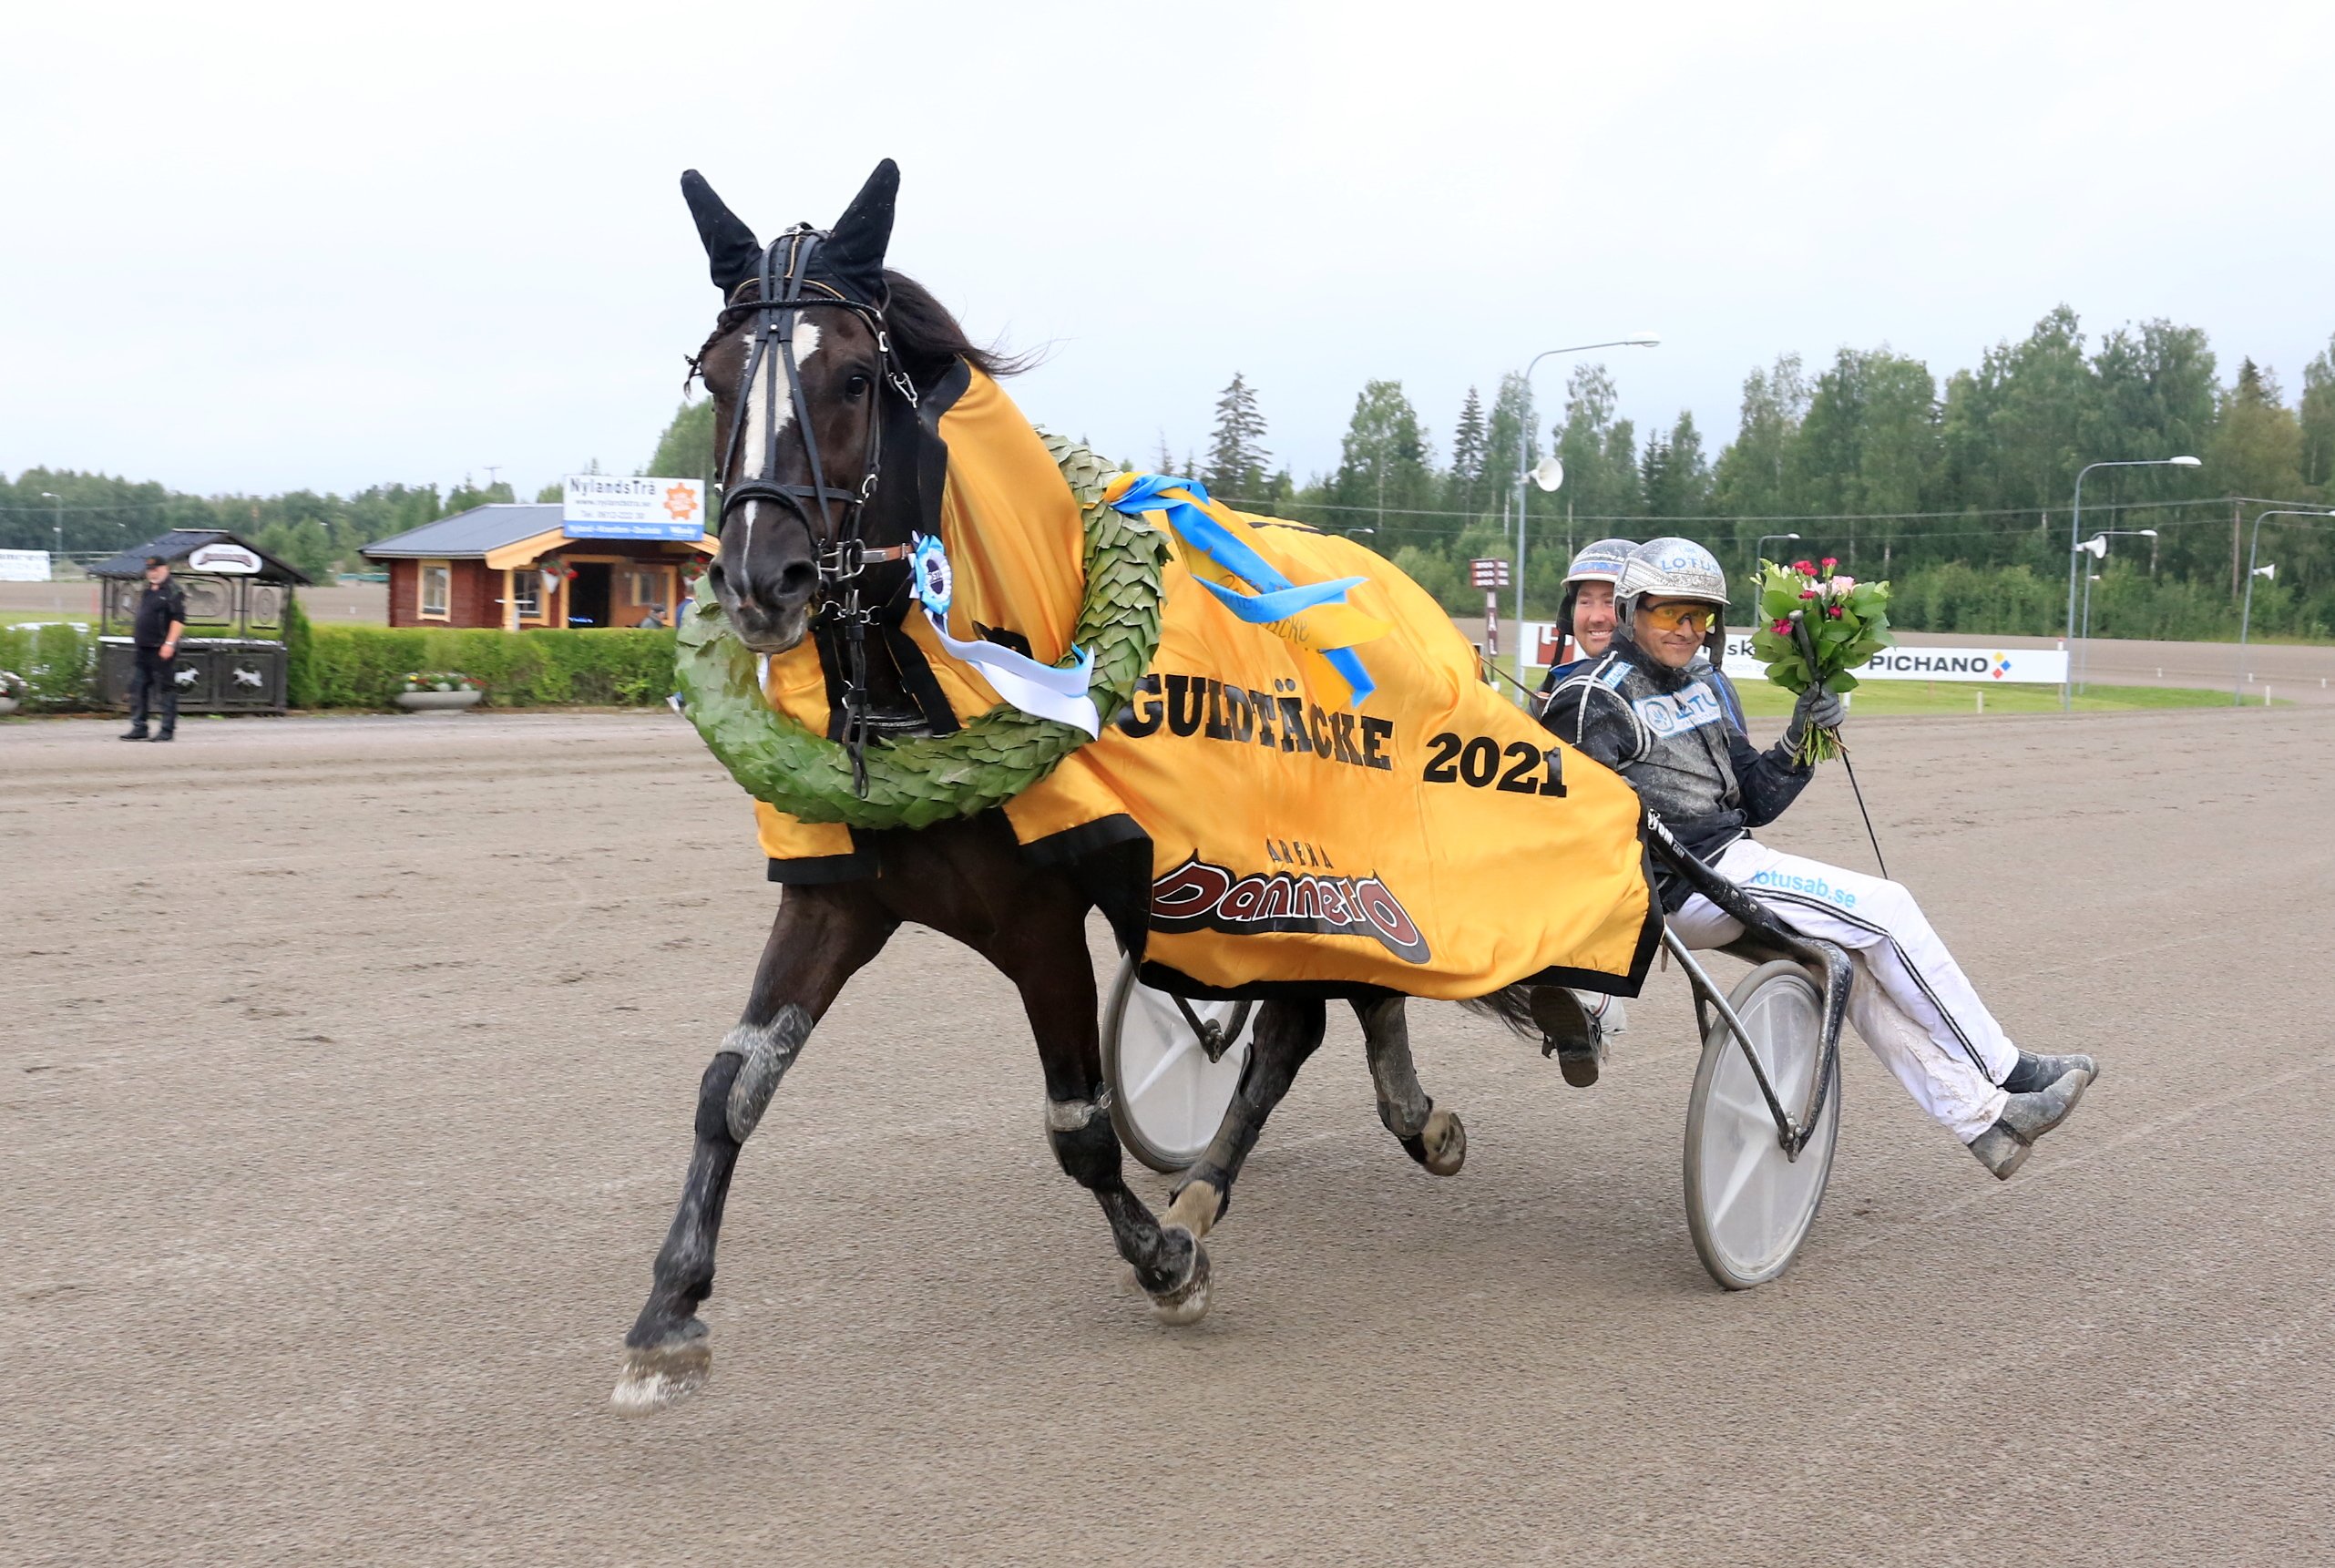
[1161,998,1326,1255]
[613,886,896,1413]
[1355,997,1466,1176]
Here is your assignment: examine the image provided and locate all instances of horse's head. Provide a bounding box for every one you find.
[684,160,909,654]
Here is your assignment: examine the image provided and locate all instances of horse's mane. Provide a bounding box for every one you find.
[880,270,1036,384]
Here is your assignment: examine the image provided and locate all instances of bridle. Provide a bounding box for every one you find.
[710,223,923,793]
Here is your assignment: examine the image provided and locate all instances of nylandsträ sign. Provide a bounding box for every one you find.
[563,477,705,541]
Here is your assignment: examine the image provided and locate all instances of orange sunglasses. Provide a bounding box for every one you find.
[1638,600,1719,634]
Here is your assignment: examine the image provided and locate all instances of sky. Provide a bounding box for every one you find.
[5,0,2331,500]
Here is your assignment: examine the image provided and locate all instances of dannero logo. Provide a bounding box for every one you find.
[1151,855,1431,963]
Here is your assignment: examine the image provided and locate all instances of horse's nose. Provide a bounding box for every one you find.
[769,559,817,604]
[709,556,815,613]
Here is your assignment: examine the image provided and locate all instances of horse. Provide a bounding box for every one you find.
[616,160,1532,1412]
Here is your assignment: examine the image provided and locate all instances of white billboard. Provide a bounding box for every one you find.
[562,477,705,541]
[1512,624,2068,684]
[1719,635,2067,684]
[0,548,52,582]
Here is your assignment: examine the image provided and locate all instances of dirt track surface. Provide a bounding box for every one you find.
[5,707,2333,1565]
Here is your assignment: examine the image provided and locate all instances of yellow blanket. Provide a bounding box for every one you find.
[753,368,1657,999]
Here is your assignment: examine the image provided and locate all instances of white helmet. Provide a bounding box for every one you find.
[1617,537,1728,609]
[1618,537,1729,658]
[1563,538,1636,587]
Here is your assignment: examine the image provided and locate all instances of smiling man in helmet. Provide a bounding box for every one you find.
[1536,537,1634,690]
[1542,538,2096,1178]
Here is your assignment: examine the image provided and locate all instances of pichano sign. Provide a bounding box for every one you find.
[1720,635,2069,683]
[563,477,706,541]
[1469,558,1511,589]
[187,541,263,575]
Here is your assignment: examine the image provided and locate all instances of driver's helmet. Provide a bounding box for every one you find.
[1617,537,1730,660]
[1555,537,1635,647]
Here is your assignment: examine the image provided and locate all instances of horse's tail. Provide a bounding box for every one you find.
[1459,984,1541,1042]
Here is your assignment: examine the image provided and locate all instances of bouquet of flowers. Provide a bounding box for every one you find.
[1747,557,1894,764]
[399,671,485,694]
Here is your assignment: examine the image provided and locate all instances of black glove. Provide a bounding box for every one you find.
[1784,682,1845,748]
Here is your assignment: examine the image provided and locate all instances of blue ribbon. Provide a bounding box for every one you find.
[1107,474,1377,706]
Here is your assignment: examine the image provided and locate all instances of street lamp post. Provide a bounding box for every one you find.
[1515,336,1659,669]
[2063,456,2199,709]
[2074,529,2156,692]
[2235,509,2335,704]
[39,491,62,565]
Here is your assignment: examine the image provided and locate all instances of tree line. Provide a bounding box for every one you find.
[1196,308,2334,638]
[10,305,2333,639]
[0,472,532,583]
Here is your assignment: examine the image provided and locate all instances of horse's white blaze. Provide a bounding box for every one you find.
[736,320,823,554]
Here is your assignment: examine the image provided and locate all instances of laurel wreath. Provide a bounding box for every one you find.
[675,433,1164,830]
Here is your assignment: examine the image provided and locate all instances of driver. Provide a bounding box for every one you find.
[1535,538,1635,695]
[1542,538,2097,1178]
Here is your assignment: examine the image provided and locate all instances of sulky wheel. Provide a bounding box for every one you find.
[1100,957,1251,1174]
[1683,959,1842,1290]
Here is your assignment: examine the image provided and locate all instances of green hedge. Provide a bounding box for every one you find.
[294,624,678,708]
[0,623,97,710]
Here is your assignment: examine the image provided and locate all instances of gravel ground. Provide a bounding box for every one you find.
[4,705,2331,1565]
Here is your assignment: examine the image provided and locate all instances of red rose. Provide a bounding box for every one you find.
[1821,556,1838,569]
[1771,619,1791,634]
[1799,589,1818,600]
[1827,605,1844,619]
[1792,559,1816,575]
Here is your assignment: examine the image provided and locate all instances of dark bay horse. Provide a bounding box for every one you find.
[615,161,1476,1412]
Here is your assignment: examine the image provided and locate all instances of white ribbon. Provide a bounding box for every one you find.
[925,612,1099,737]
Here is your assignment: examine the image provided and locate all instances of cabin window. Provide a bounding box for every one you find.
[630,570,669,611]
[419,562,450,619]
[511,572,541,619]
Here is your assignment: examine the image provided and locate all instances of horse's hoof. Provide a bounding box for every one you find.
[610,1325,712,1414]
[1420,1108,1467,1176]
[1150,1228,1213,1327]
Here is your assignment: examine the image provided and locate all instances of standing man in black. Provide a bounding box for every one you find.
[123,556,186,743]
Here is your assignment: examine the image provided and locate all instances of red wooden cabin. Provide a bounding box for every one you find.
[362,504,716,630]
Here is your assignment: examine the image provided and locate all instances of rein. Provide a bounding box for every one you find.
[716,226,922,794]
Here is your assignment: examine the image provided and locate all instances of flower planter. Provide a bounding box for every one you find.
[0,695,20,716]
[395,689,484,712]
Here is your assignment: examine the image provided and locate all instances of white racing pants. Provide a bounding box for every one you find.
[1668,838,2016,1143]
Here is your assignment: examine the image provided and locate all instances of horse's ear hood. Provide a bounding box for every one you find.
[681,169,763,295]
[824,159,898,300]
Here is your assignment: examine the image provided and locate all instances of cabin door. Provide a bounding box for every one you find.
[568,562,613,628]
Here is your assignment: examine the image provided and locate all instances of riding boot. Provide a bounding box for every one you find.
[1967,1068,2092,1180]
[1999,1050,2097,1094]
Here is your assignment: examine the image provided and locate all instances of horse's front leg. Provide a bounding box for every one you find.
[1355,997,1466,1176]
[612,885,896,1413]
[1001,923,1209,1327]
[1158,998,1326,1262]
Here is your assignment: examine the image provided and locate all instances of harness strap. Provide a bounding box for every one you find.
[718,223,922,796]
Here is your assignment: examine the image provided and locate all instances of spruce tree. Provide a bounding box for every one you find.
[1447,386,1489,517]
[1202,373,1271,501]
